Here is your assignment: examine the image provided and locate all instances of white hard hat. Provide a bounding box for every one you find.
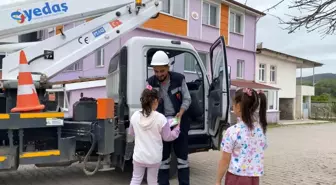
[150,51,170,66]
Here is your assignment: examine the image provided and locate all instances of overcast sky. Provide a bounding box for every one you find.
[236,0,335,77]
[1,0,334,77]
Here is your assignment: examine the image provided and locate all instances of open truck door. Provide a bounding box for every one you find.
[208,36,230,147]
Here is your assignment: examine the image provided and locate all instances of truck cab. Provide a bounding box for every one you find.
[106,36,231,173]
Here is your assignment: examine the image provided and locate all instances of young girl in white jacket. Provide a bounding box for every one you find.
[129,85,180,185]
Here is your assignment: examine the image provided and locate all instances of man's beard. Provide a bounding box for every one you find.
[158,75,168,82]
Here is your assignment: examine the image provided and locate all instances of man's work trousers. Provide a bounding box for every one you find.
[158,129,190,185]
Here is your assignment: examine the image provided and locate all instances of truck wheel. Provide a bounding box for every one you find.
[218,123,230,149]
[169,150,178,179]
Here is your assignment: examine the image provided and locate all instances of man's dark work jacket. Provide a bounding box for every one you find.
[146,71,184,116]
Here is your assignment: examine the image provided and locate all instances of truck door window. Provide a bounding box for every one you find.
[108,53,120,74]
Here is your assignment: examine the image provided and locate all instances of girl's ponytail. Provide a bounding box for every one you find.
[140,85,159,117]
[257,90,268,134]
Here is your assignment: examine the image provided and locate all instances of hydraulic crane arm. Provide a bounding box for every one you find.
[0,0,135,40]
[2,0,161,82]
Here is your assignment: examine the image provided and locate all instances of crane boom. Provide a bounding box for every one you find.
[0,0,134,39]
[2,0,161,82]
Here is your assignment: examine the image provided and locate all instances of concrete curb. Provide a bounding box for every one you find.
[275,121,334,127]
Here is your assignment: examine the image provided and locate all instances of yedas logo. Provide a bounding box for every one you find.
[11,2,68,24]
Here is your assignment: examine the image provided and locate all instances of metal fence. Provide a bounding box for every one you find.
[311,102,336,120]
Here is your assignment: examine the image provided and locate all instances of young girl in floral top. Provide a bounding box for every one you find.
[215,88,268,185]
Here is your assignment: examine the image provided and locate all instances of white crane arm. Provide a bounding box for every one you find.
[2,0,161,81]
[0,0,135,40]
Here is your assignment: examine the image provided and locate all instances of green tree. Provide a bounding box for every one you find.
[312,93,329,102]
[314,79,336,97]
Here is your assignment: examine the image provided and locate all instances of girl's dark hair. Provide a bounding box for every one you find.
[140,87,159,117]
[234,88,268,134]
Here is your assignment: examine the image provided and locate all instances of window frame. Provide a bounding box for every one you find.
[202,1,220,27]
[108,52,120,74]
[229,10,244,34]
[161,0,187,19]
[184,52,208,73]
[270,65,276,83]
[63,60,83,72]
[96,48,105,68]
[258,63,266,82]
[262,90,278,111]
[236,59,244,79]
[198,52,208,69]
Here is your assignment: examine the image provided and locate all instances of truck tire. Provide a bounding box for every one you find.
[218,123,230,149]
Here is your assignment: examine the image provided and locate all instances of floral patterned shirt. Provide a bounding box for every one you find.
[221,121,268,177]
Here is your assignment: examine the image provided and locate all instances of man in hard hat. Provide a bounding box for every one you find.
[146,50,191,185]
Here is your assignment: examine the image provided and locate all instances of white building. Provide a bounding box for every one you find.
[255,43,323,121]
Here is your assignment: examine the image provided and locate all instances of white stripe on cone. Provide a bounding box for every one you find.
[19,64,30,73]
[17,84,37,95]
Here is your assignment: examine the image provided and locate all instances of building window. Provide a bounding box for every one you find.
[259,64,266,82]
[263,90,277,110]
[64,60,83,72]
[184,52,207,72]
[270,65,276,82]
[96,48,104,67]
[184,53,197,72]
[230,11,243,34]
[162,0,186,19]
[202,2,219,27]
[236,60,244,79]
[198,52,207,69]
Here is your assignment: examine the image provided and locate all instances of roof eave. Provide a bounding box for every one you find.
[222,0,266,17]
[257,48,324,67]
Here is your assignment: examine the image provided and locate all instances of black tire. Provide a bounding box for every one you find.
[218,123,230,149]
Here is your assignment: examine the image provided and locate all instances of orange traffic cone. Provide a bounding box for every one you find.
[11,50,45,113]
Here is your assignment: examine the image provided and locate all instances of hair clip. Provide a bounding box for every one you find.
[146,84,153,90]
[243,88,252,96]
[257,90,263,94]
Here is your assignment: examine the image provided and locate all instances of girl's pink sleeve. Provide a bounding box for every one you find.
[161,122,180,142]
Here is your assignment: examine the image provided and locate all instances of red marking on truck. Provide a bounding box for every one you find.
[109,20,122,28]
